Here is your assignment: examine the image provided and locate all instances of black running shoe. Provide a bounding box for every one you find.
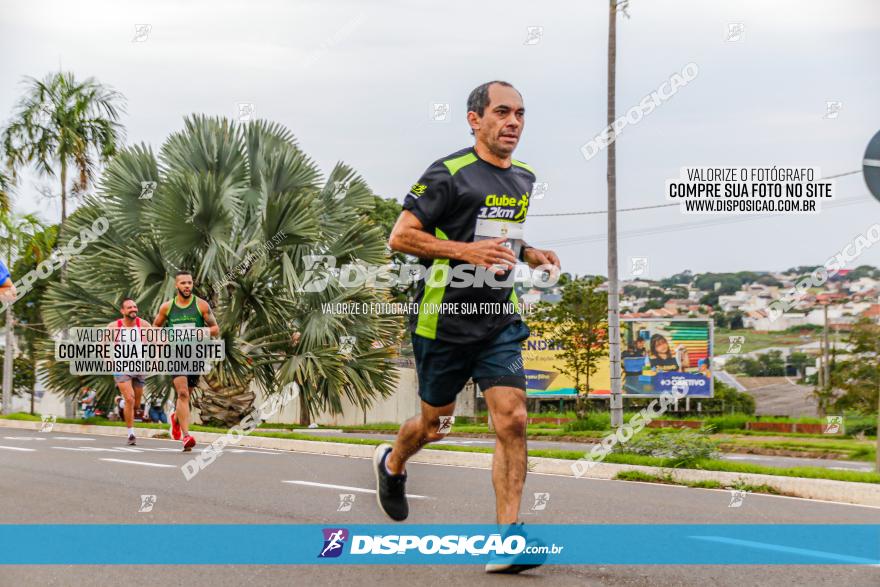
[127,434,136,446]
[485,523,547,574]
[373,443,408,521]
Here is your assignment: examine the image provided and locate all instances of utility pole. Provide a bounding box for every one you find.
[606,0,623,428]
[823,303,830,394]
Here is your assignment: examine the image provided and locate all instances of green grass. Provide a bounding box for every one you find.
[3,412,168,429]
[256,422,309,430]
[334,421,576,434]
[717,429,874,439]
[614,471,783,494]
[8,411,871,442]
[476,410,578,420]
[554,450,880,484]
[563,413,611,432]
[719,437,876,461]
[615,470,724,489]
[714,327,833,354]
[669,458,880,484]
[337,422,611,440]
[252,431,386,446]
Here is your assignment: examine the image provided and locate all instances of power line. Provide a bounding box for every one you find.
[821,170,863,180]
[535,194,874,249]
[532,202,677,217]
[529,169,861,217]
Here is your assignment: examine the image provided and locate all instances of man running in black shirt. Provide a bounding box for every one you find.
[374,81,560,574]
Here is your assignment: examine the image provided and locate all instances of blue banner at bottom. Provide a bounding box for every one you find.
[0,525,878,565]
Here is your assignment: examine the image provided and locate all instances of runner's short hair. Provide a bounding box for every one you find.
[120,297,135,308]
[466,81,519,136]
[175,270,193,279]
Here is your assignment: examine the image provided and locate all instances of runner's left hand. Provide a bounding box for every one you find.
[523,247,561,270]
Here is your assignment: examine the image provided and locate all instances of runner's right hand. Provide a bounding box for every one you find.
[459,237,517,274]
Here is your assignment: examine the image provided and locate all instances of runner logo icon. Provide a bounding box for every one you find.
[319,528,349,558]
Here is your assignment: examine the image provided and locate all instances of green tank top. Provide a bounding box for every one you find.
[166,296,205,329]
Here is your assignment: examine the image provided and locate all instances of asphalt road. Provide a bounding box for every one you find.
[1,425,879,586]
[304,429,876,472]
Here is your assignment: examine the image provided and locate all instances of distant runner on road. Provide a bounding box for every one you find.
[107,298,151,445]
[153,270,219,452]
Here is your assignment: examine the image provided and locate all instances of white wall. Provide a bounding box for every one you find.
[255,367,421,426]
[28,366,474,427]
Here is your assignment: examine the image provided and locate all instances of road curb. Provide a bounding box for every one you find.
[5,419,880,507]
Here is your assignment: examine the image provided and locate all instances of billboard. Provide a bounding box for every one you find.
[522,318,713,398]
[599,318,713,398]
[521,330,609,397]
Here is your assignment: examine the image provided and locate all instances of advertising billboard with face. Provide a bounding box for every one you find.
[523,319,713,398]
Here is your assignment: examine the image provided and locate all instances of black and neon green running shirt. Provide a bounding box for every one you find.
[165,296,205,329]
[402,146,536,344]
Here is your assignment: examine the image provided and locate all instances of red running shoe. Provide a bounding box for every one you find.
[170,412,181,441]
[182,434,196,452]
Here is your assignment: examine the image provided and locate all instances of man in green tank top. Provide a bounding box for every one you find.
[153,270,219,451]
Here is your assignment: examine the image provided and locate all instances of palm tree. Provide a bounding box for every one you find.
[2,71,125,235]
[37,115,403,426]
[0,170,11,214]
[0,212,46,414]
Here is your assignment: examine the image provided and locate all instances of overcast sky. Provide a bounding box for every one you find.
[2,0,879,279]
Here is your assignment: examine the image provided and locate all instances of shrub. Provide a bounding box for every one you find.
[613,430,720,467]
[701,413,751,432]
[563,412,611,431]
[844,416,877,437]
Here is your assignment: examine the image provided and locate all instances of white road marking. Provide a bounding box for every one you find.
[228,449,281,455]
[53,447,136,453]
[100,458,176,468]
[282,480,431,500]
[4,436,46,441]
[53,436,95,441]
[0,445,36,452]
[54,445,190,454]
[435,440,492,446]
